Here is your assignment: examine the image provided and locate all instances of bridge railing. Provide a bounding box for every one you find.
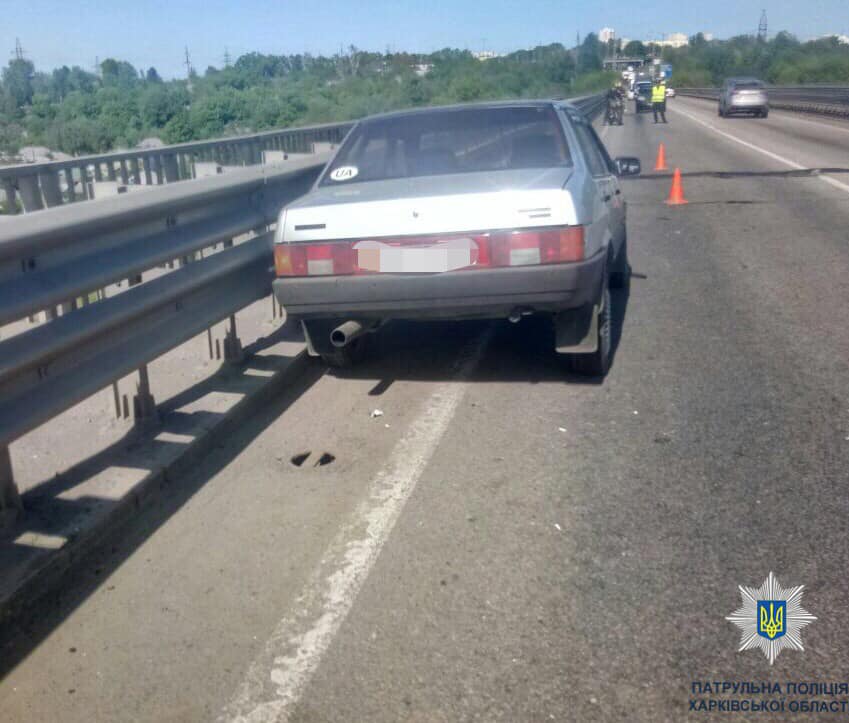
[677,85,849,118]
[0,120,354,215]
[0,93,604,524]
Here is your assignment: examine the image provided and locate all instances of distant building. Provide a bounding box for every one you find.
[413,63,432,77]
[819,33,849,44]
[646,32,688,48]
[599,28,616,44]
[473,50,500,61]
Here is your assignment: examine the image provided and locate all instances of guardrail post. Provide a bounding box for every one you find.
[39,170,63,207]
[0,446,23,529]
[80,165,92,199]
[64,168,77,202]
[133,364,158,425]
[150,155,162,185]
[18,175,44,212]
[93,163,103,182]
[1,179,18,214]
[119,160,129,185]
[223,314,243,364]
[142,156,153,185]
[106,162,117,182]
[161,154,179,182]
[130,158,142,185]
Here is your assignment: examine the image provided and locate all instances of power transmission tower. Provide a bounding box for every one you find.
[758,10,768,41]
[223,47,231,67]
[12,37,25,61]
[184,46,193,78]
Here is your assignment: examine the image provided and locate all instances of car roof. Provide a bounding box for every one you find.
[727,77,764,83]
[353,99,567,124]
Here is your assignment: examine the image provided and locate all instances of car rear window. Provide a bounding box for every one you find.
[734,80,765,89]
[320,106,571,186]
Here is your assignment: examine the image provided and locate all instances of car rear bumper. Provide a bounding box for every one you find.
[273,250,606,321]
[728,100,768,111]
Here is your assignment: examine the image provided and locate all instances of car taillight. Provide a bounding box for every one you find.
[489,227,585,266]
[274,225,584,277]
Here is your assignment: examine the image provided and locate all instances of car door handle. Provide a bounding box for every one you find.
[615,189,621,195]
[603,194,612,202]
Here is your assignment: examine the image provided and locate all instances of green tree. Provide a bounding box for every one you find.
[2,58,35,108]
[623,41,647,57]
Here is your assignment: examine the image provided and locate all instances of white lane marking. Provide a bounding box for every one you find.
[671,105,849,195]
[220,331,490,723]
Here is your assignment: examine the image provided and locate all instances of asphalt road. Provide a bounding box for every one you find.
[1,97,848,722]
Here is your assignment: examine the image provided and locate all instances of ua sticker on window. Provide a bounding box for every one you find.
[329,166,358,182]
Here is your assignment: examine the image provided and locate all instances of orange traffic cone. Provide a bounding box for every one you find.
[666,168,689,205]
[654,143,668,171]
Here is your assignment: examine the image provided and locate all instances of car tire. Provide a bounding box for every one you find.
[718,105,723,117]
[568,283,612,378]
[761,108,769,118]
[609,235,630,290]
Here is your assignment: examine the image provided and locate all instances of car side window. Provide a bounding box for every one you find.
[573,120,608,177]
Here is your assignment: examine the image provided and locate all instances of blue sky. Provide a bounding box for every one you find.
[3,0,848,79]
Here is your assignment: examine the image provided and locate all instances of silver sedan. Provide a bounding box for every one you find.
[273,101,640,376]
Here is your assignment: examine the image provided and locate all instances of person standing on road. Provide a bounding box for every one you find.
[652,78,667,124]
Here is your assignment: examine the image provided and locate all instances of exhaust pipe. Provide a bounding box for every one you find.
[330,320,366,348]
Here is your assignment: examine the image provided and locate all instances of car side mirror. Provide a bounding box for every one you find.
[615,157,641,177]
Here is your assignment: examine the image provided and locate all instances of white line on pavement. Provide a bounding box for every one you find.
[671,105,849,196]
[220,330,491,723]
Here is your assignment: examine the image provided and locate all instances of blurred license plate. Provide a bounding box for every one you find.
[354,239,477,273]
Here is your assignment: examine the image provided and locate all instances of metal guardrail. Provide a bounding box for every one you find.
[0,120,354,215]
[0,93,605,523]
[677,86,849,118]
[0,153,329,520]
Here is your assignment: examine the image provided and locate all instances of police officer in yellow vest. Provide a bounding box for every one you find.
[652,77,667,124]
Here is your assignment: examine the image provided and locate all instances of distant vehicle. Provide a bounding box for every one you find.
[719,78,769,117]
[665,87,676,98]
[634,81,653,112]
[272,101,641,376]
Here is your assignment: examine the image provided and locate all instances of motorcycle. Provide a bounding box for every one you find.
[605,97,624,126]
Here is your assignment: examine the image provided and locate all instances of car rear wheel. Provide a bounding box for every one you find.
[760,108,769,118]
[568,284,612,378]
